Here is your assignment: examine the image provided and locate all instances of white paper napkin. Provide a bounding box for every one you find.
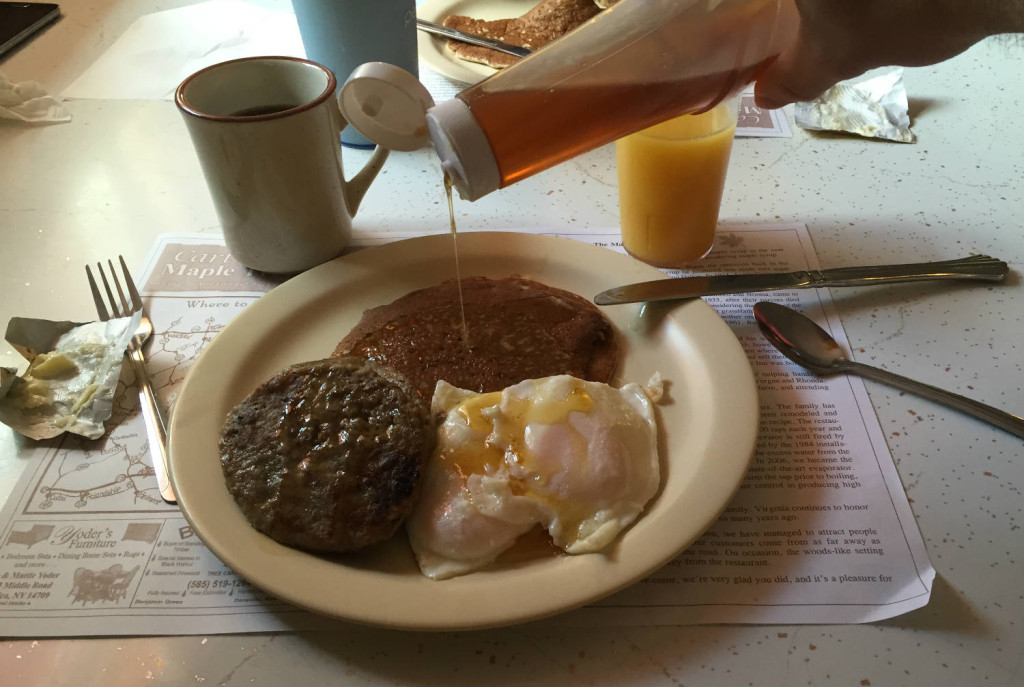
[0,72,71,123]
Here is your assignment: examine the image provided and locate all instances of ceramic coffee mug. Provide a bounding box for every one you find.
[292,0,417,148]
[175,56,388,274]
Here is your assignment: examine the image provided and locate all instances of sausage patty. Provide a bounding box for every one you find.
[219,357,434,553]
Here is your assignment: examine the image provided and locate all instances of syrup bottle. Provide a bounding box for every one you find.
[338,0,798,201]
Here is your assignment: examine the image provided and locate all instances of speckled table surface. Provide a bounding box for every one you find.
[1,1,1022,685]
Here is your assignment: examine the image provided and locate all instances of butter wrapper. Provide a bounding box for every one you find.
[795,68,915,143]
[0,314,141,440]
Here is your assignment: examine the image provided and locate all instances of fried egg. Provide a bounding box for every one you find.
[406,374,662,580]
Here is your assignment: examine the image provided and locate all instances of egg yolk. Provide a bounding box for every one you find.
[448,379,595,522]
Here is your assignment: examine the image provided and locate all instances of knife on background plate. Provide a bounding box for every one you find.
[593,255,1008,305]
[416,19,533,58]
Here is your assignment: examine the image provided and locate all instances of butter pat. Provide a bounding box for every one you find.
[28,352,78,379]
[15,376,51,409]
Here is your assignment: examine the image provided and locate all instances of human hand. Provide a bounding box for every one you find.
[754,0,1024,109]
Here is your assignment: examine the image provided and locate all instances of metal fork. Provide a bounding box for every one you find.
[86,256,176,504]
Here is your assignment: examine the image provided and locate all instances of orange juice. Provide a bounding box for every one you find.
[616,98,738,266]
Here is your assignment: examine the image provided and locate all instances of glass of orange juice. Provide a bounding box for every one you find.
[616,95,739,267]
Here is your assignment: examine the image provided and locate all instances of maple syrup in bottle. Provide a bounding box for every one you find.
[426,0,797,200]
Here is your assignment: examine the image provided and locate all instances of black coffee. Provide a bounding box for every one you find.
[231,103,299,117]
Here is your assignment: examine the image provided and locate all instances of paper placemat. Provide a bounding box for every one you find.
[0,223,932,635]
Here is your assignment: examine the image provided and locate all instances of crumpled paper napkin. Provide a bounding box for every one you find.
[0,71,72,123]
[795,68,915,143]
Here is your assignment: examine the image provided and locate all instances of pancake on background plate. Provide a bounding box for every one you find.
[442,0,603,68]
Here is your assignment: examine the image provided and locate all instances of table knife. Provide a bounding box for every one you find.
[416,19,533,58]
[594,255,1008,305]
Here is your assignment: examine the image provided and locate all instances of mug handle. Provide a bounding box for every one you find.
[333,105,390,216]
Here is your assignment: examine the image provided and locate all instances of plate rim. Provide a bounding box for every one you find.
[168,232,759,630]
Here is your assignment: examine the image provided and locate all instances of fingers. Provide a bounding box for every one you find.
[753,39,841,110]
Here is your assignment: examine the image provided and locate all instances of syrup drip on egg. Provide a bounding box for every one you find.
[406,374,662,580]
[449,385,594,518]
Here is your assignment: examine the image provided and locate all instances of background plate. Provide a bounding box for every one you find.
[168,232,759,630]
[418,0,538,84]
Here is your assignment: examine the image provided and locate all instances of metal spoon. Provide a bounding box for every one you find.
[753,301,1024,438]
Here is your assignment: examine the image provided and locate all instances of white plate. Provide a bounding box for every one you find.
[418,0,538,84]
[169,232,758,630]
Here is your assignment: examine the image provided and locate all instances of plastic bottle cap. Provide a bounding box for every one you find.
[338,62,435,152]
[426,98,501,201]
[338,61,501,201]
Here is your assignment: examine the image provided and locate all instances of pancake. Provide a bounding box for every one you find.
[443,0,602,68]
[219,357,434,553]
[333,276,617,399]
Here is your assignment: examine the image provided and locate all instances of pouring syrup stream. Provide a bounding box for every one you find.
[444,173,469,345]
